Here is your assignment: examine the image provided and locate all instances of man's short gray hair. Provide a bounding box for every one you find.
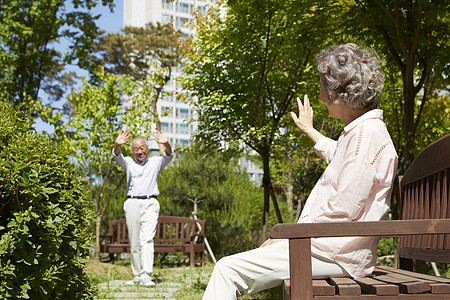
[130,136,149,149]
[316,43,385,110]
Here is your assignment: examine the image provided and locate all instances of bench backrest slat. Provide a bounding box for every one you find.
[106,216,206,244]
[399,133,450,264]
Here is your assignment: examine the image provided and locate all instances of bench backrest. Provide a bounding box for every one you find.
[106,216,206,244]
[108,219,128,244]
[399,133,450,265]
[155,216,206,243]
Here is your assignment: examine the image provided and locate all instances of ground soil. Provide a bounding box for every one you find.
[84,259,131,276]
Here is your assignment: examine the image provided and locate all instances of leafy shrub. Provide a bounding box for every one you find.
[377,237,394,257]
[0,104,95,299]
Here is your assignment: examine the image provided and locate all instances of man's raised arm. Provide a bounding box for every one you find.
[154,130,172,156]
[114,130,132,156]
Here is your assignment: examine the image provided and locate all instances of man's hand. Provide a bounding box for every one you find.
[154,130,168,144]
[114,130,131,156]
[154,130,172,156]
[115,130,132,146]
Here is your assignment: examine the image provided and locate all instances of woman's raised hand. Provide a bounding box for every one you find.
[290,94,314,134]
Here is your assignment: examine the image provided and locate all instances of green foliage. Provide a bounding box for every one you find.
[0,104,94,299]
[181,0,329,154]
[95,22,181,83]
[158,146,291,258]
[410,94,450,155]
[0,0,115,106]
[382,73,450,159]
[377,238,394,257]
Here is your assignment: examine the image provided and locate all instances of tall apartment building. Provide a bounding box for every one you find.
[123,0,263,183]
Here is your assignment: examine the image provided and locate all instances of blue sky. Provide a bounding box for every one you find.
[93,0,123,34]
[35,0,124,133]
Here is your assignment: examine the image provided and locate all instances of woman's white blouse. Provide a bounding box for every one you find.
[298,109,398,278]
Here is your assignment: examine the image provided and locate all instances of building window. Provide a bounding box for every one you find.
[162,0,172,9]
[196,5,207,15]
[161,106,172,117]
[161,14,171,24]
[162,92,172,101]
[161,122,170,133]
[177,2,190,14]
[177,123,189,134]
[176,16,189,28]
[177,108,189,119]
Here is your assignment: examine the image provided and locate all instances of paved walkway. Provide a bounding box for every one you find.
[96,280,182,300]
[95,267,212,300]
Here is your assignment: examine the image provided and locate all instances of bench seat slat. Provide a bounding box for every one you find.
[313,280,336,296]
[284,266,450,297]
[376,266,450,294]
[283,280,337,296]
[352,277,399,296]
[371,272,431,294]
[376,266,450,283]
[330,277,361,296]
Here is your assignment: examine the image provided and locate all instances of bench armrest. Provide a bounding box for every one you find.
[270,219,450,239]
[100,234,113,244]
[190,233,205,241]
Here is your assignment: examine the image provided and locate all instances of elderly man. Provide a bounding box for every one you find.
[113,130,173,287]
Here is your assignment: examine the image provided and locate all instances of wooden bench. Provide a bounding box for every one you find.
[100,216,206,267]
[270,133,450,299]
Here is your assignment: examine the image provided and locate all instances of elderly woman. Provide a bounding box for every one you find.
[202,43,398,300]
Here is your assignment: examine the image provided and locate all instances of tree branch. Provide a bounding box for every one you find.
[373,0,395,20]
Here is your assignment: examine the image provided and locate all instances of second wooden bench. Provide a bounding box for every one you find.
[100,216,206,267]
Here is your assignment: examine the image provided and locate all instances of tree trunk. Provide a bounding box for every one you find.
[262,153,270,231]
[285,184,294,211]
[401,82,416,173]
[261,152,283,229]
[94,214,102,262]
[152,86,165,155]
[269,181,283,223]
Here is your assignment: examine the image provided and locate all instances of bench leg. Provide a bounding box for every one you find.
[289,239,313,300]
[190,249,195,267]
[282,280,291,300]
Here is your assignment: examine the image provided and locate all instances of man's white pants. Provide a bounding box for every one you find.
[202,239,346,300]
[123,198,159,277]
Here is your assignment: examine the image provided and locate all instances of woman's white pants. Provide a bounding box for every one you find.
[123,198,160,277]
[202,239,345,300]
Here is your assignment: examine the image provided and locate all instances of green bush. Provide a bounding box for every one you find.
[377,237,395,257]
[0,104,95,299]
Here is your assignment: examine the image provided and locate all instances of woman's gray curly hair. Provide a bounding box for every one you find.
[316,43,384,110]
